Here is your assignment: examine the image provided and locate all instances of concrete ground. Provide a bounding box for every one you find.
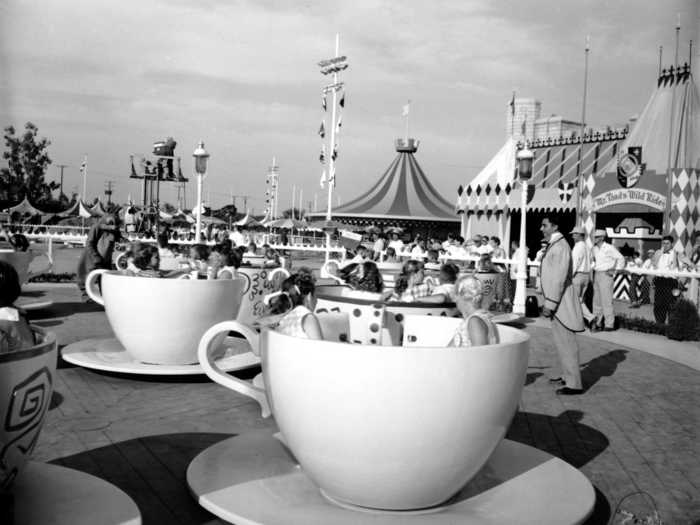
[20,283,700,524]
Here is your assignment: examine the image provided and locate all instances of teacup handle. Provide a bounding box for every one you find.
[320,260,340,279]
[198,320,271,418]
[85,269,109,306]
[267,267,290,282]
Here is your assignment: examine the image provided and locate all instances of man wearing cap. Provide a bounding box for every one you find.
[538,215,585,395]
[570,226,595,326]
[591,229,625,331]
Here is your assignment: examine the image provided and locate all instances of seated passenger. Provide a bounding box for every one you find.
[341,261,384,293]
[216,248,242,279]
[128,243,162,278]
[0,261,35,353]
[350,245,369,263]
[389,260,436,302]
[420,263,459,303]
[264,247,280,267]
[267,272,322,340]
[449,275,499,347]
[188,244,210,277]
[383,246,398,263]
[157,233,175,258]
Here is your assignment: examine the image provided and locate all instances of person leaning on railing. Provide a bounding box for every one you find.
[590,229,626,332]
[651,234,691,325]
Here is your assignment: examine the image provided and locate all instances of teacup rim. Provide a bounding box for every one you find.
[0,326,56,364]
[264,322,529,351]
[315,284,457,308]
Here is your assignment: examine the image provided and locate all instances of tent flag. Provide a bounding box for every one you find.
[318,120,326,138]
[335,114,342,134]
[339,92,345,108]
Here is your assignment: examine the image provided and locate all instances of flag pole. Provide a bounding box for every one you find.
[575,36,590,227]
[404,100,410,142]
[325,33,340,262]
[664,15,681,232]
[82,155,88,202]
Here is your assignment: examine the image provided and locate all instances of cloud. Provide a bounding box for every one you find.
[0,0,695,207]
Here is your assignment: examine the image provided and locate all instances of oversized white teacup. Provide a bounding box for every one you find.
[86,270,244,365]
[198,317,529,510]
[0,327,57,490]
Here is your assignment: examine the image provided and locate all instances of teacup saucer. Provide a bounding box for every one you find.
[10,461,141,525]
[16,299,54,311]
[187,430,595,524]
[61,337,258,375]
[491,313,524,324]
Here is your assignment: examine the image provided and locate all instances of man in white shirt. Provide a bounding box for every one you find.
[591,229,625,331]
[651,235,681,324]
[570,227,594,326]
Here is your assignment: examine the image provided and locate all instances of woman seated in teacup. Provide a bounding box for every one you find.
[0,261,35,353]
[265,271,323,340]
[449,275,499,347]
[215,247,242,280]
[338,261,384,293]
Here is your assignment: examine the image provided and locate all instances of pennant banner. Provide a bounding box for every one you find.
[335,114,342,134]
[318,120,326,138]
[339,92,345,108]
[332,144,338,161]
[322,94,327,112]
[319,144,326,164]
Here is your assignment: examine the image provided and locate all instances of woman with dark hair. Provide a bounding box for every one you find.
[266,271,322,340]
[341,261,384,293]
[76,214,121,301]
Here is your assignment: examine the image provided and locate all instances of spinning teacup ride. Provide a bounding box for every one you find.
[61,269,260,375]
[1,328,140,525]
[190,316,594,524]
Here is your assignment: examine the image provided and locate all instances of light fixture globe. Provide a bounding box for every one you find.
[516,146,534,180]
[193,141,210,176]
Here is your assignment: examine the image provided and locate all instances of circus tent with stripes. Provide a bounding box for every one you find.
[457,61,700,256]
[309,138,459,233]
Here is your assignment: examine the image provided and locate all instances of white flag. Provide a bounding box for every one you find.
[320,170,326,189]
[402,102,410,116]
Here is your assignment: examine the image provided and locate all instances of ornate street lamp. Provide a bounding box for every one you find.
[193,141,210,242]
[512,145,534,316]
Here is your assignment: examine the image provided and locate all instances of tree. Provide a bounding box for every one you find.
[0,122,58,206]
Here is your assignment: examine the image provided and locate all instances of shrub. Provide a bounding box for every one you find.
[666,298,700,341]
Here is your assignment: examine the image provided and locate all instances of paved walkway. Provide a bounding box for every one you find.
[24,284,700,524]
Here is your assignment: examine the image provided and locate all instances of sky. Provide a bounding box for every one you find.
[0,0,697,214]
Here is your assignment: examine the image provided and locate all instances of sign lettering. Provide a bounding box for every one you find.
[591,189,666,211]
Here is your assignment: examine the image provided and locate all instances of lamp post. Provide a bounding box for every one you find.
[193,141,210,242]
[512,146,534,316]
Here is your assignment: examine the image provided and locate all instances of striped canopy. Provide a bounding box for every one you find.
[311,138,457,223]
